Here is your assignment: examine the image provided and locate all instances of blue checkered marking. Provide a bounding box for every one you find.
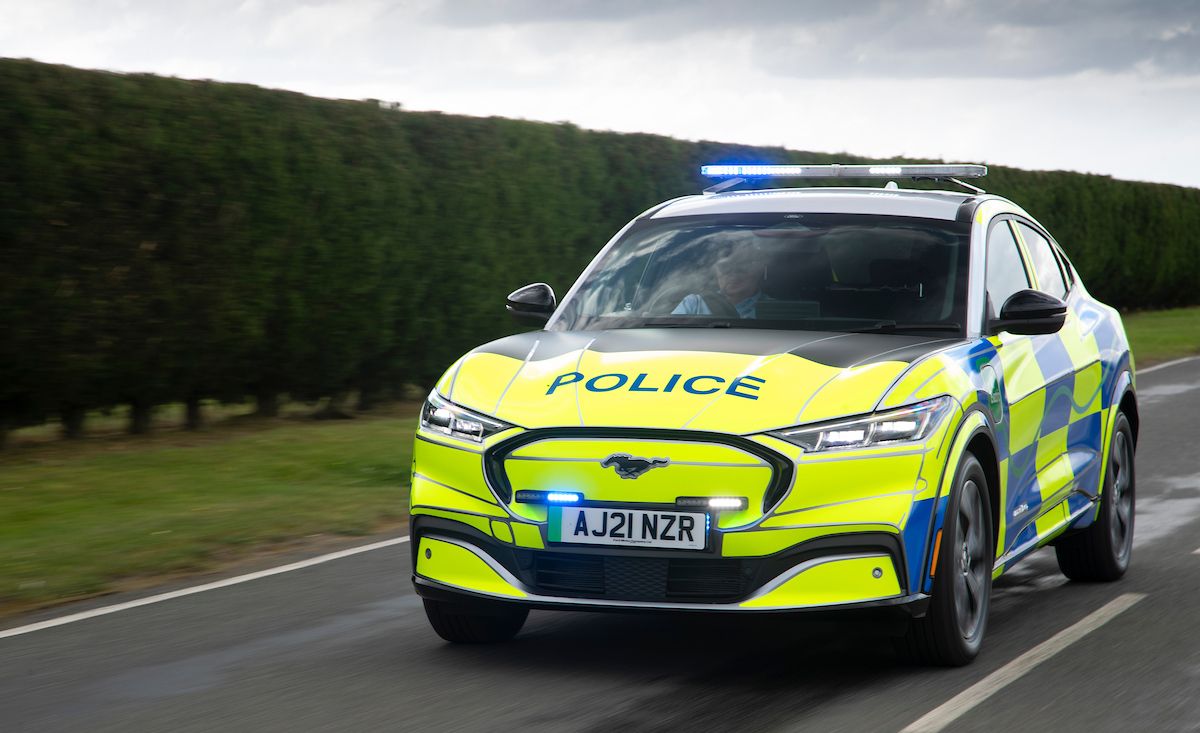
[1033,333,1075,382]
[1004,443,1043,550]
[1102,350,1132,410]
[1067,412,1104,495]
[1043,378,1076,435]
[1014,522,1038,550]
[903,496,936,594]
[1067,490,1098,528]
[916,495,948,594]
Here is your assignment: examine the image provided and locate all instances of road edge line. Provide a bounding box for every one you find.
[0,536,410,641]
[900,592,1147,733]
[1138,355,1200,375]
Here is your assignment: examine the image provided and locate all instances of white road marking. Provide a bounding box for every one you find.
[0,536,409,641]
[1193,547,1200,555]
[1138,355,1200,375]
[900,593,1146,733]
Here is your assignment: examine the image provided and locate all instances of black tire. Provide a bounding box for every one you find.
[423,598,528,644]
[1054,412,1135,582]
[898,452,994,667]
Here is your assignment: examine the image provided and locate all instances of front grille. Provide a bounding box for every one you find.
[484,428,794,509]
[534,553,604,595]
[528,551,749,603]
[605,557,670,600]
[666,559,745,599]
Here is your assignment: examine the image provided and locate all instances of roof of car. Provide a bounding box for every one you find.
[645,186,993,222]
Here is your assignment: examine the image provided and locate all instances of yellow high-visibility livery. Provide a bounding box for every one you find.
[410,164,1137,665]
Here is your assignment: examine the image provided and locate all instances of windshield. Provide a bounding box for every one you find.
[548,213,972,334]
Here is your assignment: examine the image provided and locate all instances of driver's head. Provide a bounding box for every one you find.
[713,243,765,302]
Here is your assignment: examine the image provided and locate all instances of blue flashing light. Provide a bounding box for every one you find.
[546,491,582,504]
[701,165,804,177]
[700,163,987,179]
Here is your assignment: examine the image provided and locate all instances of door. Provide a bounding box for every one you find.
[1012,221,1106,523]
[984,218,1049,558]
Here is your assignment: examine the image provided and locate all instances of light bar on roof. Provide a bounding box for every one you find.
[700,164,987,179]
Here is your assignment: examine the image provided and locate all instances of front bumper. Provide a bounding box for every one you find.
[410,423,953,610]
[410,517,926,614]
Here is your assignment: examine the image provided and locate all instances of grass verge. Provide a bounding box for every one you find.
[0,405,417,615]
[1124,306,1200,366]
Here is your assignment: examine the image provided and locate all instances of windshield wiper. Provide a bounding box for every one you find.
[851,321,963,334]
[640,319,735,328]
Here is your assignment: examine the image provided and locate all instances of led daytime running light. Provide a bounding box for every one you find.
[770,396,954,453]
[420,391,511,443]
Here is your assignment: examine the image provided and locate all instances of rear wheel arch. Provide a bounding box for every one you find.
[1055,409,1134,581]
[1118,389,1139,444]
[1107,365,1136,444]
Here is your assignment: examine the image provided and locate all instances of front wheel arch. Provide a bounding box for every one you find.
[965,431,1002,560]
[920,406,998,594]
[899,449,995,665]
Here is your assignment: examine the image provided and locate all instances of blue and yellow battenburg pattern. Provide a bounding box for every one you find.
[410,259,1132,610]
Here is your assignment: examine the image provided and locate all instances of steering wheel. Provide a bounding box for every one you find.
[645,288,739,318]
[699,292,740,318]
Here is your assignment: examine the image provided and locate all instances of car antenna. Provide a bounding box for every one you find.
[703,177,746,195]
[912,176,987,195]
[947,177,986,194]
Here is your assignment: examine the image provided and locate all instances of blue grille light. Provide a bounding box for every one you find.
[546,491,582,504]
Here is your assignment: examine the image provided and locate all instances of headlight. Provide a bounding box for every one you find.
[420,391,513,443]
[769,396,955,452]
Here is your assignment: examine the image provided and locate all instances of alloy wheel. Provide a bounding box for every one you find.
[953,478,989,639]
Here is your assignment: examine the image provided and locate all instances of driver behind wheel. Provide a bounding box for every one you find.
[672,241,770,318]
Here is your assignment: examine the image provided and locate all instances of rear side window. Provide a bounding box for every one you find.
[986,221,1030,318]
[1017,222,1068,299]
[1053,245,1076,288]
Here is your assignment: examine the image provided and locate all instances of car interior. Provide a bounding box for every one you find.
[637,225,964,326]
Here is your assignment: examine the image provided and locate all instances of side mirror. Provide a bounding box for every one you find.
[990,289,1067,335]
[506,282,556,325]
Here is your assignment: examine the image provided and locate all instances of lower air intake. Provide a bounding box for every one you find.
[528,552,748,603]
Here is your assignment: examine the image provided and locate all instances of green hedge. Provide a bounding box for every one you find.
[2,58,1198,438]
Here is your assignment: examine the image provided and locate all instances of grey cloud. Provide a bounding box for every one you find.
[750,1,1200,78]
[430,0,866,29]
[430,0,1200,78]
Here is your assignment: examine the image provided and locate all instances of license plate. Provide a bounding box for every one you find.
[548,506,707,550]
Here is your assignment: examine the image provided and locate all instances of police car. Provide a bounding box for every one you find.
[410,164,1137,665]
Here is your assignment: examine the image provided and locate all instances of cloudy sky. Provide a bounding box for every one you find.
[3,0,1199,187]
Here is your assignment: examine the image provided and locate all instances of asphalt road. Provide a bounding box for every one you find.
[4,359,1200,732]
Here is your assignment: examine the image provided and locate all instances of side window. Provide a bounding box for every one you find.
[1016,222,1068,299]
[986,221,1030,318]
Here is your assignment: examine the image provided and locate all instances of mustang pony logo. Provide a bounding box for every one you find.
[600,453,669,479]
